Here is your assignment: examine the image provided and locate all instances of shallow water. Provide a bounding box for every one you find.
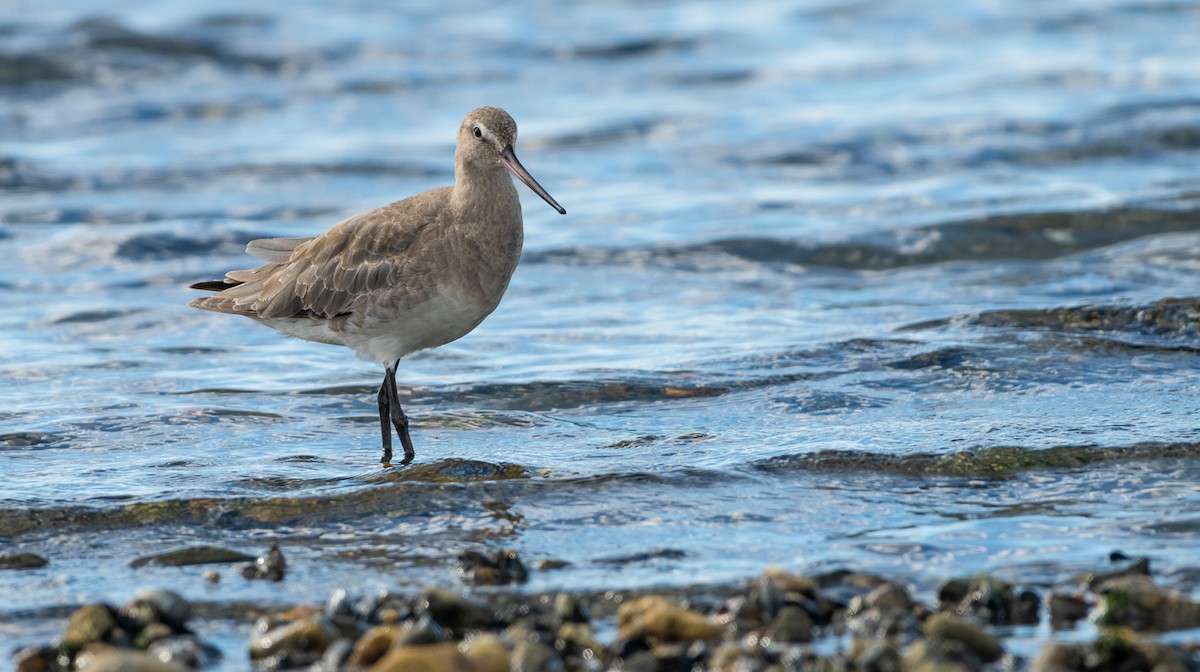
[4,0,1200,662]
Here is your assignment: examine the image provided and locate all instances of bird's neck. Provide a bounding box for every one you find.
[451,163,521,218]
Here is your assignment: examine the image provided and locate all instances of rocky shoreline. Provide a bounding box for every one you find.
[8,545,1200,672]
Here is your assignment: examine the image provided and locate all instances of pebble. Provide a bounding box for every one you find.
[366,642,485,672]
[73,645,191,672]
[1094,574,1200,631]
[62,604,119,651]
[457,548,530,585]
[241,543,287,581]
[20,562,1200,672]
[616,595,718,644]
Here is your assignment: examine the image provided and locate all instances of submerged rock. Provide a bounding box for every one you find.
[128,545,255,568]
[0,552,48,569]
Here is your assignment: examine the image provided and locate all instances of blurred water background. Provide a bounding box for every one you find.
[4,0,1200,661]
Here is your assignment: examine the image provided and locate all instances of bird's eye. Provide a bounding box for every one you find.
[473,126,483,139]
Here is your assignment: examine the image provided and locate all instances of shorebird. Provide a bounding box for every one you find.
[189,106,565,465]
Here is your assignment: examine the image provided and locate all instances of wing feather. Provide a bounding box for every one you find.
[190,190,448,320]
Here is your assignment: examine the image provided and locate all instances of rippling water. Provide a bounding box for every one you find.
[5,0,1200,660]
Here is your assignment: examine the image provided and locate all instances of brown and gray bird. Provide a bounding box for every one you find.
[189,106,565,465]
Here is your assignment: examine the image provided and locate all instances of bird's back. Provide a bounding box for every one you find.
[189,184,524,364]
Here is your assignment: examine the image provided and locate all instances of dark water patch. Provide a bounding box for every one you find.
[0,206,333,225]
[1002,125,1200,166]
[0,156,439,197]
[50,308,143,324]
[0,156,82,193]
[0,52,77,86]
[543,118,669,149]
[666,69,755,86]
[115,232,250,261]
[74,17,285,71]
[594,548,688,565]
[565,36,697,60]
[529,207,1200,271]
[191,13,275,30]
[0,432,67,449]
[885,346,978,372]
[771,390,888,415]
[912,296,1200,339]
[436,378,729,412]
[753,442,1200,479]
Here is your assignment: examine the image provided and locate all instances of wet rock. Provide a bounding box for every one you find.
[936,578,971,610]
[509,640,560,672]
[616,595,718,645]
[136,622,173,648]
[762,604,813,643]
[146,635,222,669]
[709,644,772,672]
[461,633,511,672]
[1047,592,1091,629]
[346,624,409,668]
[241,543,287,581]
[345,615,449,667]
[366,642,485,672]
[922,612,1003,664]
[551,592,589,626]
[724,568,824,636]
[947,575,1038,625]
[0,552,48,569]
[420,588,492,632]
[1029,627,1188,672]
[843,582,924,641]
[457,548,530,585]
[249,616,337,668]
[13,647,54,672]
[900,638,973,672]
[812,570,890,620]
[1080,555,1151,588]
[850,639,902,672]
[62,604,121,651]
[1029,641,1086,672]
[73,645,191,672]
[1093,574,1200,631]
[555,621,602,659]
[354,588,415,624]
[314,638,355,672]
[128,545,255,568]
[122,588,192,631]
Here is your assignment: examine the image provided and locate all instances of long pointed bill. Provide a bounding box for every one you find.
[500,145,567,215]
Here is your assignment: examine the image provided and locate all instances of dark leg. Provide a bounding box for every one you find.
[381,363,416,465]
[378,377,393,466]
